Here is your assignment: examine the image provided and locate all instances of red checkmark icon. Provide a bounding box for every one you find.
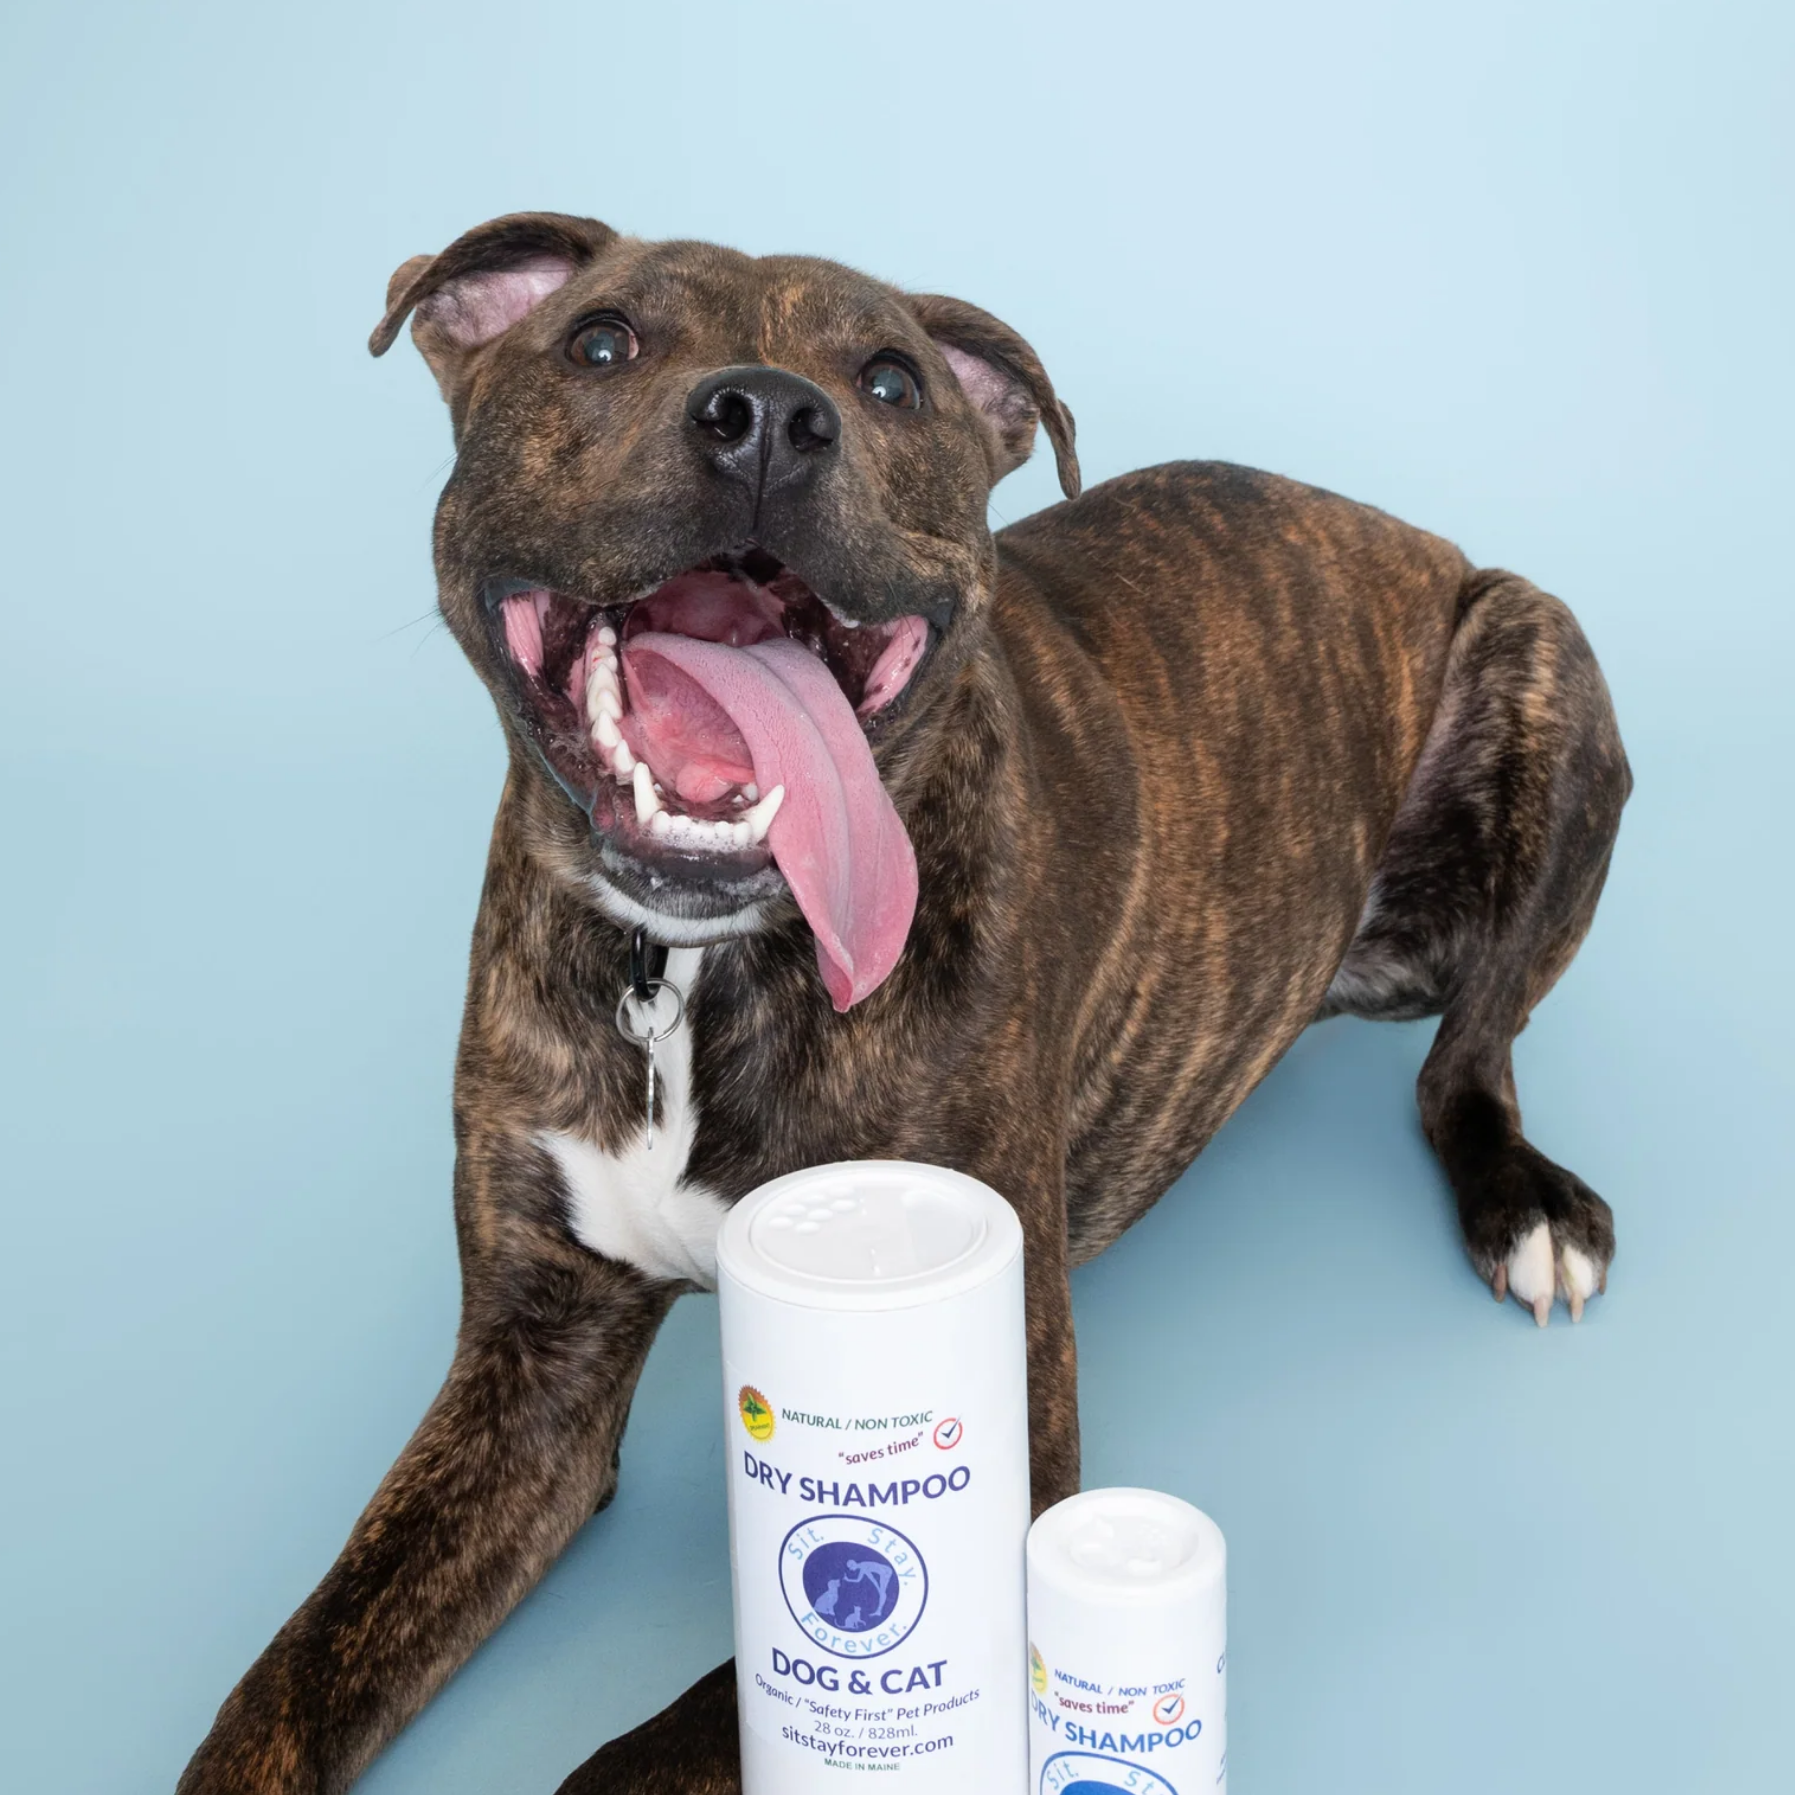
[933,1417,963,1450]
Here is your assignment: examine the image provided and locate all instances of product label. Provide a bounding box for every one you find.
[727,1371,1024,1778]
[1028,1643,1226,1792]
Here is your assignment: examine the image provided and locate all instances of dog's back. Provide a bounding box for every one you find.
[989,462,1476,1241]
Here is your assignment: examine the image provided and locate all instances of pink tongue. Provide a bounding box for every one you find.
[620,632,918,1010]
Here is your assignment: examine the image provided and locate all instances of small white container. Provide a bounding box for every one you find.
[718,1161,1031,1795]
[1027,1489,1227,1795]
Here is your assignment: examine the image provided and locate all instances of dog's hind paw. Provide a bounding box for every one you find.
[1458,1136,1615,1328]
[1491,1219,1607,1327]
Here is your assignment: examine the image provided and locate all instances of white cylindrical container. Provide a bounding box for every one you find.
[1027,1489,1227,1795]
[718,1161,1031,1795]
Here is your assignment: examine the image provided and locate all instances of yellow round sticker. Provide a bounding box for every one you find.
[738,1385,775,1442]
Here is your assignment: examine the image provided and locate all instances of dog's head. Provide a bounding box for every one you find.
[372,212,1076,1002]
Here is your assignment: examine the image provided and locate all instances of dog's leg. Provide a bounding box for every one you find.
[1013,1153,1081,1516]
[556,1145,1078,1793]
[1322,571,1631,1322]
[178,1222,675,1795]
[556,1662,742,1795]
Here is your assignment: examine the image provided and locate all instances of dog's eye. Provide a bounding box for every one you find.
[569,317,639,369]
[859,357,921,409]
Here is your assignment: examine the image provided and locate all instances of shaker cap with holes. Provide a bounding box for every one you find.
[1028,1487,1225,1606]
[717,1160,1022,1312]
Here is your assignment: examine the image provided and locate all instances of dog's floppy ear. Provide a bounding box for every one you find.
[368,211,617,399]
[906,293,1080,500]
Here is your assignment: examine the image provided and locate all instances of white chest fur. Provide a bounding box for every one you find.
[539,947,729,1287]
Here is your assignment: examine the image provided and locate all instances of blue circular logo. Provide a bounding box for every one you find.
[779,1515,928,1658]
[1040,1752,1180,1795]
[802,1539,899,1632]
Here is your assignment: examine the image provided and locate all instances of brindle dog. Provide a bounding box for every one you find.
[177,212,1629,1794]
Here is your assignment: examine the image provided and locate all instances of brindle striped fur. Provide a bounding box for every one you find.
[177,217,1628,1794]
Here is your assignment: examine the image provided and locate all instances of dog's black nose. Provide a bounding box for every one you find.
[686,366,840,497]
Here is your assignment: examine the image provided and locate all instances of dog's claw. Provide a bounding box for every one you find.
[1559,1242,1597,1324]
[1504,1221,1556,1324]
[1499,1221,1605,1327]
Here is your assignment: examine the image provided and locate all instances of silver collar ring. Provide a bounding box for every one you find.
[615,978,684,1047]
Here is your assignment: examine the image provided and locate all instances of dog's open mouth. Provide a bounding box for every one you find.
[494,548,927,1008]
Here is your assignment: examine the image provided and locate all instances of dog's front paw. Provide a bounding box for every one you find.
[1465,1142,1615,1326]
[556,1660,741,1795]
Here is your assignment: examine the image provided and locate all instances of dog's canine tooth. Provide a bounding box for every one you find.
[633,761,661,825]
[742,784,785,843]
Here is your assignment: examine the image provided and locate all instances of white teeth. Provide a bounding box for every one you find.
[583,627,633,775]
[633,761,661,825]
[600,611,780,855]
[742,784,785,844]
[624,771,781,853]
[586,632,622,764]
[646,812,755,852]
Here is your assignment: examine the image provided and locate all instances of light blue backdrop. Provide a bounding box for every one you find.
[2,2,1790,1790]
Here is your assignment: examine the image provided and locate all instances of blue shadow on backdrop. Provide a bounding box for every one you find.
[1,2,1789,1790]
